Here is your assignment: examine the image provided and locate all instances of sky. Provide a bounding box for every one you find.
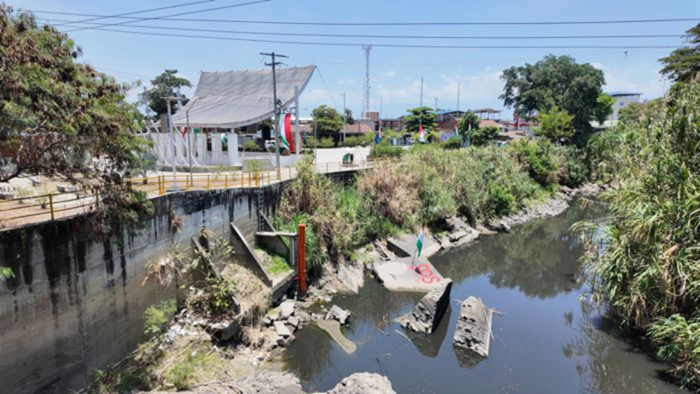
[10,0,700,119]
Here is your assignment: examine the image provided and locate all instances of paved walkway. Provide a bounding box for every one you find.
[0,159,375,231]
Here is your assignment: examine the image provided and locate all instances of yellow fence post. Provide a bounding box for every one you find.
[225,174,229,189]
[49,193,55,221]
[267,172,270,184]
[207,175,210,190]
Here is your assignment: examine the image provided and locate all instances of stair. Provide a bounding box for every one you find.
[242,158,275,173]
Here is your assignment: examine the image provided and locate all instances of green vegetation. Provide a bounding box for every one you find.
[660,23,700,83]
[242,139,263,152]
[0,5,152,234]
[501,55,613,135]
[318,137,336,148]
[164,350,218,391]
[471,125,500,146]
[403,106,437,134]
[312,105,344,134]
[441,136,463,150]
[139,69,191,119]
[458,110,480,139]
[0,267,13,280]
[579,82,700,388]
[342,133,373,147]
[143,299,177,336]
[536,106,575,143]
[370,142,404,158]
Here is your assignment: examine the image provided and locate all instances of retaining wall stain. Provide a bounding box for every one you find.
[1,229,33,291]
[103,240,115,275]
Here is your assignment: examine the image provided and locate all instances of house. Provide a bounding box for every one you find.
[608,92,642,122]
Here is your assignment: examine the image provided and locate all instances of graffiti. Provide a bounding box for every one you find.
[409,263,441,284]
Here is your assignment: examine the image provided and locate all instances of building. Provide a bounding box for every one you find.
[608,92,642,122]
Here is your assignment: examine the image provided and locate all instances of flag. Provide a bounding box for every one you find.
[181,127,187,139]
[416,229,425,257]
[278,112,291,151]
[220,134,227,144]
[453,125,459,139]
[419,123,426,143]
[466,122,473,146]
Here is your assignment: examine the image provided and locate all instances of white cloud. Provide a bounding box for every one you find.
[597,63,668,100]
[383,71,397,78]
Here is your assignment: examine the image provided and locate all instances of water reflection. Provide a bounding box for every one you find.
[434,206,595,299]
[404,305,452,358]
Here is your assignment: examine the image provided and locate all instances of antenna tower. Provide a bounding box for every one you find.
[362,45,372,117]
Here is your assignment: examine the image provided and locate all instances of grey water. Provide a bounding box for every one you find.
[282,202,680,393]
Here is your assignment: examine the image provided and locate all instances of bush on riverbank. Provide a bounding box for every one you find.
[579,82,700,388]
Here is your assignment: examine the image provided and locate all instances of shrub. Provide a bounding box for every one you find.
[510,139,558,186]
[242,139,262,152]
[358,163,418,228]
[441,136,462,150]
[485,183,516,216]
[370,143,404,159]
[143,299,177,336]
[318,137,335,148]
[471,126,500,146]
[343,136,361,147]
[552,145,589,187]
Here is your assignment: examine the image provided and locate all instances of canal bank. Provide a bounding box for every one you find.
[280,199,681,393]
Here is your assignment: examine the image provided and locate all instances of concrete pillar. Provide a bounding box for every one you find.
[228,132,237,166]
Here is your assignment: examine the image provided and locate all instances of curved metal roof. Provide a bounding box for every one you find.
[172,65,316,128]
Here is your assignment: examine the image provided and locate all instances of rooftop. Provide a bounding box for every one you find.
[607,91,642,97]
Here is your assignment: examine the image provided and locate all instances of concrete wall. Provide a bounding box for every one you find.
[0,184,287,393]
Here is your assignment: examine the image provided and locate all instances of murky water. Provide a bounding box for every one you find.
[283,203,680,393]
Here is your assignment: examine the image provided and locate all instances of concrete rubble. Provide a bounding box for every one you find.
[453,296,493,358]
[323,372,395,394]
[325,305,352,325]
[399,279,453,334]
[372,258,446,292]
[316,319,357,354]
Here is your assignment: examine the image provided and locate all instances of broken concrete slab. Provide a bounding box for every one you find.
[279,299,296,319]
[316,319,357,354]
[399,279,453,334]
[325,305,351,325]
[336,262,364,294]
[274,321,292,338]
[288,316,300,330]
[453,297,493,358]
[387,232,441,258]
[325,372,396,394]
[404,305,452,358]
[372,257,446,293]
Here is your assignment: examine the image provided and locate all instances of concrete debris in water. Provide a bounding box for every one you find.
[279,299,296,319]
[274,321,293,338]
[399,279,453,334]
[316,319,357,354]
[372,258,446,292]
[453,296,493,358]
[325,305,352,325]
[324,372,396,394]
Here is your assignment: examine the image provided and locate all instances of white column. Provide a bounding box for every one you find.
[228,132,237,166]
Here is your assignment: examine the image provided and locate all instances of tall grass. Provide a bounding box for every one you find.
[579,82,700,387]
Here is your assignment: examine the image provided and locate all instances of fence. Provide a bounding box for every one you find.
[0,158,395,230]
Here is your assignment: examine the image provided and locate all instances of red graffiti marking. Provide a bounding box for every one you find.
[408,263,440,284]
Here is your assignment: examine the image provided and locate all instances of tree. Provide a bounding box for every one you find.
[617,102,646,125]
[311,105,344,134]
[535,106,575,143]
[458,111,480,137]
[471,126,501,146]
[403,106,437,134]
[344,108,355,125]
[0,6,151,233]
[500,55,612,134]
[660,23,700,83]
[140,69,191,119]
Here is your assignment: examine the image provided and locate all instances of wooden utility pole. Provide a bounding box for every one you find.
[261,52,288,179]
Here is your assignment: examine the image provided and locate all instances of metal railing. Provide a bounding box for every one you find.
[0,158,398,230]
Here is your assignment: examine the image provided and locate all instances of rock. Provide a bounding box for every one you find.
[449,230,468,242]
[262,317,272,327]
[233,371,303,394]
[337,262,364,294]
[439,236,451,248]
[325,372,396,394]
[399,279,453,334]
[500,221,511,233]
[453,297,493,358]
[476,224,497,235]
[288,316,300,330]
[279,300,296,319]
[274,321,292,338]
[326,305,352,325]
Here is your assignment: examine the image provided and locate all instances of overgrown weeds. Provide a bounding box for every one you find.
[578,82,700,388]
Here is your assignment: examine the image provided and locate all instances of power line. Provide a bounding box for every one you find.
[29,12,700,26]
[45,27,684,49]
[40,19,686,40]
[63,0,272,33]
[51,0,225,28]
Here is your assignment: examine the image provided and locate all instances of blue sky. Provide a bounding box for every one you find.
[10,0,700,118]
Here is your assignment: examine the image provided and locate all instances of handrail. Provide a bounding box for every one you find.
[0,159,384,230]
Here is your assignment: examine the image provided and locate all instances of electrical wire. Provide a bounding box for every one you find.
[29,12,700,26]
[44,26,687,49]
[51,0,226,28]
[63,0,272,33]
[39,18,686,40]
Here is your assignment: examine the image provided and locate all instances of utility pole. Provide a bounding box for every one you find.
[261,51,288,179]
[362,45,372,118]
[184,97,197,185]
[164,96,181,192]
[341,92,346,144]
[457,82,460,114]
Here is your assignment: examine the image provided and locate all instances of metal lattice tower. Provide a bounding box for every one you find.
[362,45,372,117]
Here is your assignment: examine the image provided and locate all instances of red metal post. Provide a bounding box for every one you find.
[297,224,307,294]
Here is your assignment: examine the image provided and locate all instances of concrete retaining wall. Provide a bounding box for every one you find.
[0,184,287,393]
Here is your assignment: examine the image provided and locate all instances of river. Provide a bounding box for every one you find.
[281,202,680,393]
